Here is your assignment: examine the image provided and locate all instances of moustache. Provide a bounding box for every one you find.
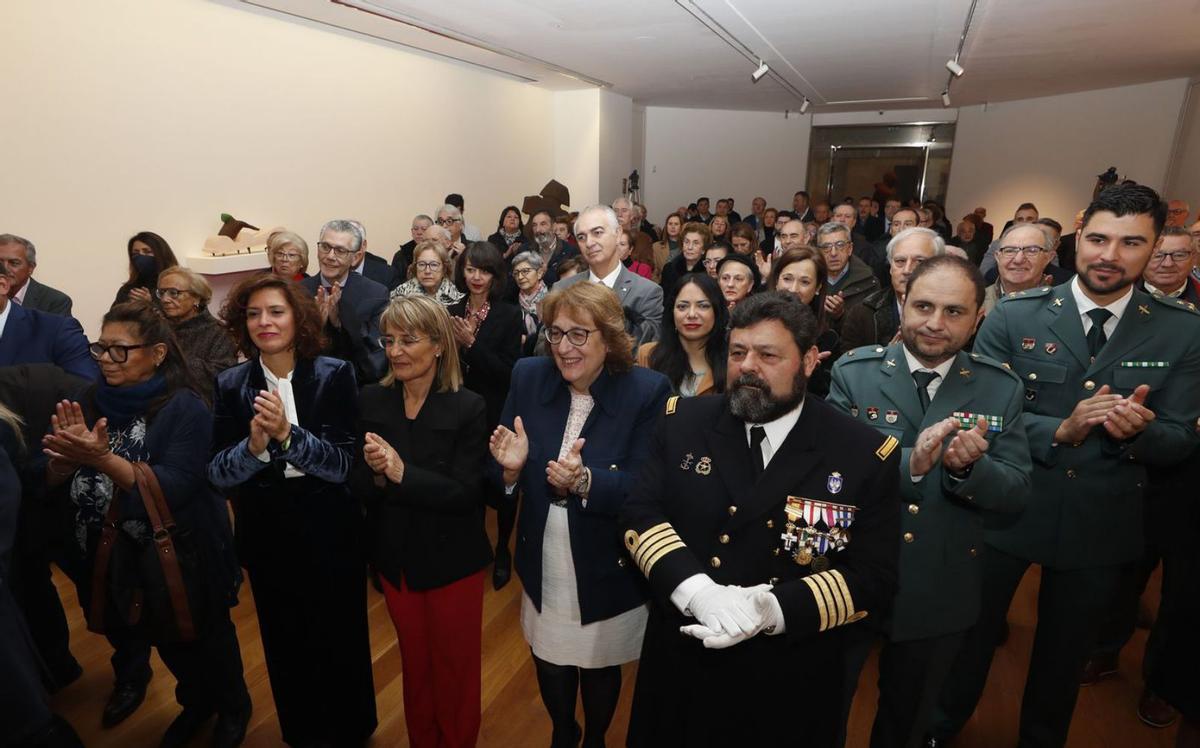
[1087,262,1122,274]
[732,374,770,390]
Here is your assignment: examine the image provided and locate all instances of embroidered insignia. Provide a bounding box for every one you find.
[679,452,694,471]
[1021,337,1035,351]
[826,472,843,494]
[875,435,899,460]
[885,359,897,368]
[959,368,971,377]
[1053,297,1064,307]
[695,457,712,476]
[884,410,899,424]
[665,396,678,415]
[1044,342,1058,355]
[1138,305,1150,315]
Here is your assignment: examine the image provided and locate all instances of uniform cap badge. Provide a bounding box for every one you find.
[695,457,712,476]
[827,472,843,494]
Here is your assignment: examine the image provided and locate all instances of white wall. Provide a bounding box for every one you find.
[1165,80,1200,211]
[553,89,602,209]
[946,78,1190,227]
[2,0,555,337]
[598,90,634,205]
[642,106,811,222]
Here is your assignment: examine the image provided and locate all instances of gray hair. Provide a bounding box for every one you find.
[998,221,1055,252]
[435,204,462,221]
[424,224,451,244]
[815,221,850,243]
[347,219,366,243]
[412,214,434,226]
[0,234,36,265]
[511,250,544,270]
[574,205,621,236]
[267,230,310,267]
[319,219,364,252]
[886,227,946,262]
[611,196,632,211]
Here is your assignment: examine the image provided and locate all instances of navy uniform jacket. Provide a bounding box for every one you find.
[620,394,900,747]
[493,357,671,624]
[974,282,1200,568]
[828,343,1031,640]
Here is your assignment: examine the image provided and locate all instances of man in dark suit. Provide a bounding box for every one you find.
[0,268,96,380]
[347,220,394,289]
[841,227,944,355]
[859,197,886,242]
[932,184,1200,747]
[553,206,662,347]
[390,214,433,290]
[833,203,883,270]
[0,234,73,316]
[829,256,1032,747]
[621,292,900,747]
[301,219,388,385]
[973,207,995,246]
[792,190,815,223]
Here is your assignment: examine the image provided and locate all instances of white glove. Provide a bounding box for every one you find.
[680,583,773,645]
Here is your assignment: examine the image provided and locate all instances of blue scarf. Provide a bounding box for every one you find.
[94,372,167,428]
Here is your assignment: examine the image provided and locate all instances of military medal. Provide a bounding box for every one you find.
[885,410,898,424]
[795,546,813,566]
[695,457,712,475]
[952,411,1003,432]
[1021,337,1036,351]
[1044,342,1057,355]
[811,556,831,572]
[850,405,859,417]
[866,407,879,421]
[827,472,843,494]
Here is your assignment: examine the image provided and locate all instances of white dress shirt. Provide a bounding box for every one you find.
[589,263,622,289]
[901,347,956,403]
[1071,276,1131,339]
[255,362,304,478]
[0,299,11,339]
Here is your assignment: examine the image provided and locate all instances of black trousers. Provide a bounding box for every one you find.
[931,544,1123,748]
[247,562,377,746]
[840,625,965,748]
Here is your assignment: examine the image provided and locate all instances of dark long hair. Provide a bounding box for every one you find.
[495,205,524,235]
[768,247,830,335]
[456,241,507,302]
[650,272,728,394]
[221,274,326,359]
[101,301,199,412]
[125,231,179,284]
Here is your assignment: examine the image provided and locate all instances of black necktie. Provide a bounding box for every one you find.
[749,426,767,477]
[1085,308,1113,358]
[912,371,940,411]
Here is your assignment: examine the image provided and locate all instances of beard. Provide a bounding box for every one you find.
[1079,261,1133,296]
[728,371,807,424]
[534,231,556,252]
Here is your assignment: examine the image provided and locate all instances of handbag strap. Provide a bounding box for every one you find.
[88,497,122,634]
[132,462,196,640]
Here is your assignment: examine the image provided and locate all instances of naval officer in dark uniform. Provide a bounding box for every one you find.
[931,184,1200,747]
[828,255,1033,747]
[620,291,901,747]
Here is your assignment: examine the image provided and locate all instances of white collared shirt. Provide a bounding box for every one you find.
[1071,276,1131,339]
[589,263,622,290]
[256,362,305,478]
[743,400,805,470]
[0,299,11,339]
[320,273,350,289]
[901,346,956,403]
[1144,281,1186,299]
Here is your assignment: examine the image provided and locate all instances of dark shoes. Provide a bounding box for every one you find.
[102,680,149,727]
[1079,652,1119,686]
[160,707,216,748]
[493,549,513,591]
[212,705,251,748]
[1137,689,1178,728]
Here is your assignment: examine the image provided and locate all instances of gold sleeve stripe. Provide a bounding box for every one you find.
[809,571,845,628]
[634,533,683,568]
[876,435,899,461]
[826,569,856,621]
[641,540,687,576]
[626,522,672,550]
[800,575,830,631]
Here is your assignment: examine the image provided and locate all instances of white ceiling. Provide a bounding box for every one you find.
[242,0,1200,112]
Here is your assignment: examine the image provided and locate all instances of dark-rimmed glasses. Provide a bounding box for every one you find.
[88,342,151,363]
[544,327,597,346]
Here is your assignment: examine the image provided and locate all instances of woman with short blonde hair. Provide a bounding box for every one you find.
[155,267,235,400]
[266,231,309,281]
[377,295,462,391]
[391,240,464,306]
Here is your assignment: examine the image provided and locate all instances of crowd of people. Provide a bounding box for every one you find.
[0,182,1198,748]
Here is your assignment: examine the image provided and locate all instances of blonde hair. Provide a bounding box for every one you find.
[378,295,463,392]
[158,266,213,309]
[408,239,452,282]
[540,282,635,372]
[266,230,310,269]
[0,402,24,451]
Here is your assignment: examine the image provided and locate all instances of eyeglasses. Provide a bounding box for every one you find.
[997,245,1047,258]
[377,335,428,349]
[702,258,723,267]
[316,241,354,258]
[88,342,151,363]
[1151,250,1193,265]
[435,218,462,226]
[274,252,303,262]
[544,327,597,346]
[816,240,850,254]
[513,267,538,277]
[416,261,443,271]
[155,288,191,300]
[1167,208,1189,215]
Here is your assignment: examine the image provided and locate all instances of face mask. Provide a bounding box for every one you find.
[132,253,158,286]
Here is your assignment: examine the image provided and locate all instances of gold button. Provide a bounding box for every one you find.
[969,547,978,558]
[907,504,919,515]
[903,532,915,543]
[766,519,774,529]
[1066,469,1077,478]
[1084,380,1096,391]
[1028,372,1038,381]
[710,556,722,568]
[728,505,738,515]
[718,534,730,544]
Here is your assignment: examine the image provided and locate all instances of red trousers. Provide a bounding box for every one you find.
[381,570,485,748]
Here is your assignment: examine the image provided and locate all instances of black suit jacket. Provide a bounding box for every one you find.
[391,240,417,289]
[839,286,900,355]
[300,273,388,385]
[351,385,492,591]
[360,252,394,289]
[448,300,522,429]
[20,278,73,317]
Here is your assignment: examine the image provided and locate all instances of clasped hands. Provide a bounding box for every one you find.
[910,415,991,477]
[363,432,405,484]
[247,390,293,456]
[315,284,342,329]
[1055,384,1154,444]
[680,582,782,650]
[489,416,586,496]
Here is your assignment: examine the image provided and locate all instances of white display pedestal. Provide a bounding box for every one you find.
[186,252,271,316]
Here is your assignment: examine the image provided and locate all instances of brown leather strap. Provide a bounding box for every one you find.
[88,498,121,634]
[132,462,196,641]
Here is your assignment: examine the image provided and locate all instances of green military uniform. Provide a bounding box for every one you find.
[933,280,1200,747]
[620,394,901,747]
[827,342,1032,747]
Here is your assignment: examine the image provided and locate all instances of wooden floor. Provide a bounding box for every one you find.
[52,527,1177,748]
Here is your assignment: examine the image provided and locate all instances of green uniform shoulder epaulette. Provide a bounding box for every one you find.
[840,345,889,362]
[967,351,1022,381]
[1148,293,1200,315]
[997,285,1053,304]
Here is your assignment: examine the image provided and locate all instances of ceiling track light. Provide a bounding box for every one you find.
[799,97,810,114]
[941,90,952,107]
[945,58,965,77]
[751,60,769,83]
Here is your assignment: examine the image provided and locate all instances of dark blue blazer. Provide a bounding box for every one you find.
[0,302,98,381]
[300,273,388,385]
[495,357,671,624]
[208,356,362,573]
